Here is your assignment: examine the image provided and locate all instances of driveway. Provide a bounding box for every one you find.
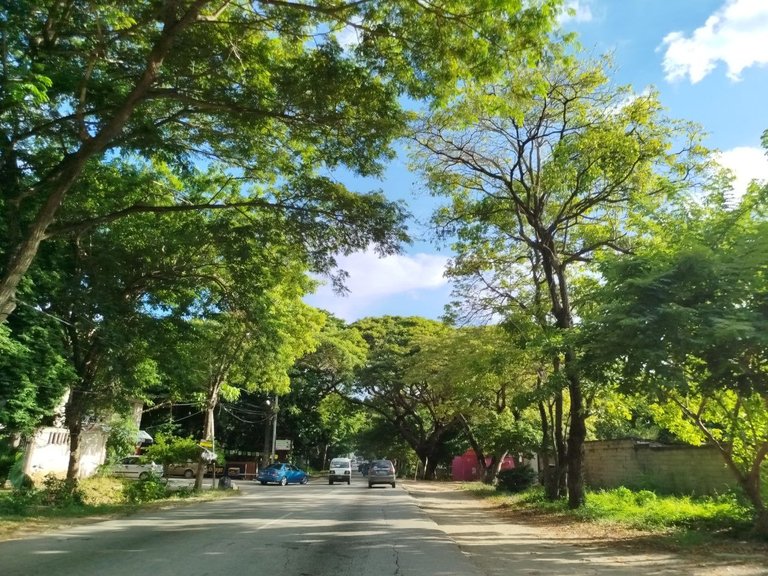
[401,481,768,576]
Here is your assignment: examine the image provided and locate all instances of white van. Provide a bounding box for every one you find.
[328,457,352,485]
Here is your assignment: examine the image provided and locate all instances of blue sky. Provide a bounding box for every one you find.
[305,0,768,322]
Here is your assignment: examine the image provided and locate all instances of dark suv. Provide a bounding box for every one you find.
[367,459,396,488]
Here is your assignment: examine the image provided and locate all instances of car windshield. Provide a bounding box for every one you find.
[372,461,392,469]
[330,459,348,467]
[265,464,282,471]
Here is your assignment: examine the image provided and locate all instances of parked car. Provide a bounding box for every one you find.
[257,463,309,486]
[167,461,225,478]
[328,457,352,485]
[108,456,163,480]
[368,459,396,488]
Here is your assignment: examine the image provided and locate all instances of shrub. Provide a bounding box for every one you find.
[496,466,536,493]
[123,475,168,504]
[7,455,33,490]
[40,474,84,507]
[0,488,37,515]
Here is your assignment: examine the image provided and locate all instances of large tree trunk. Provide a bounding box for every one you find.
[65,422,83,484]
[718,441,768,538]
[424,456,439,480]
[542,253,586,508]
[63,385,91,484]
[194,391,219,491]
[538,399,559,500]
[566,360,587,508]
[483,451,508,484]
[554,389,567,497]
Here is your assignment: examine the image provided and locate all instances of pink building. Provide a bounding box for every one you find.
[451,449,515,481]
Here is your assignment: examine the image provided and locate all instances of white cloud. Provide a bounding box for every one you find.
[335,16,363,49]
[559,0,594,24]
[660,0,768,83]
[305,251,450,321]
[717,146,768,199]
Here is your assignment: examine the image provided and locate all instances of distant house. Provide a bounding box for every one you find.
[451,449,516,481]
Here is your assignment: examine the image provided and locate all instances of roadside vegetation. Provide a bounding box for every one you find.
[465,482,761,545]
[0,475,233,539]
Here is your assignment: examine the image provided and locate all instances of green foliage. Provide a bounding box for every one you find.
[580,185,768,531]
[579,488,751,531]
[0,0,562,328]
[122,475,168,504]
[0,320,74,436]
[0,488,37,515]
[496,466,537,493]
[350,316,466,473]
[471,484,753,536]
[39,475,85,507]
[0,442,19,483]
[142,433,201,471]
[105,417,140,464]
[7,454,32,490]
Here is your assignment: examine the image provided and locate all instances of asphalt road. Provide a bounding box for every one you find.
[0,474,484,576]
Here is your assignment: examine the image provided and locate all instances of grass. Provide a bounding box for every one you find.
[462,483,760,544]
[0,475,236,540]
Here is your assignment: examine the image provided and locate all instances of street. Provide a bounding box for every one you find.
[0,473,483,576]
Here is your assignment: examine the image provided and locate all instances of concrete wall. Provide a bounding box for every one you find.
[23,426,108,480]
[583,439,738,495]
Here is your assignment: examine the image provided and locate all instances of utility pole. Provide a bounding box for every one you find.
[271,395,279,462]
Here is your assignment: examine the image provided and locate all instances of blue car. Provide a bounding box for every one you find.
[257,463,309,486]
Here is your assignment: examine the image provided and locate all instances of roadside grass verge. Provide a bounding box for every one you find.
[0,475,236,540]
[463,483,759,545]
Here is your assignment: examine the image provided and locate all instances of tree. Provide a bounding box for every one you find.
[280,315,369,468]
[7,158,334,482]
[414,54,707,507]
[403,323,539,483]
[349,316,464,479]
[582,184,768,535]
[0,0,562,322]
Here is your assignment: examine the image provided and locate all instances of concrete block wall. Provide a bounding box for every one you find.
[583,439,738,495]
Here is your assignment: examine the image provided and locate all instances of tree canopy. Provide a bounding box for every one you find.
[0,0,562,322]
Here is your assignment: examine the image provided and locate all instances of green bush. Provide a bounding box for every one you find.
[496,465,536,493]
[40,474,84,507]
[123,475,168,504]
[142,433,202,474]
[0,488,37,515]
[7,455,33,490]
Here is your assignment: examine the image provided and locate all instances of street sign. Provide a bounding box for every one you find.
[199,440,213,449]
[275,439,292,451]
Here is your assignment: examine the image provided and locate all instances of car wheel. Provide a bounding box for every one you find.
[329,479,333,485]
[280,477,288,486]
[260,481,267,485]
[300,477,308,485]
[391,482,396,488]
[347,478,351,485]
[368,483,373,488]
[184,469,194,479]
[138,472,149,481]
